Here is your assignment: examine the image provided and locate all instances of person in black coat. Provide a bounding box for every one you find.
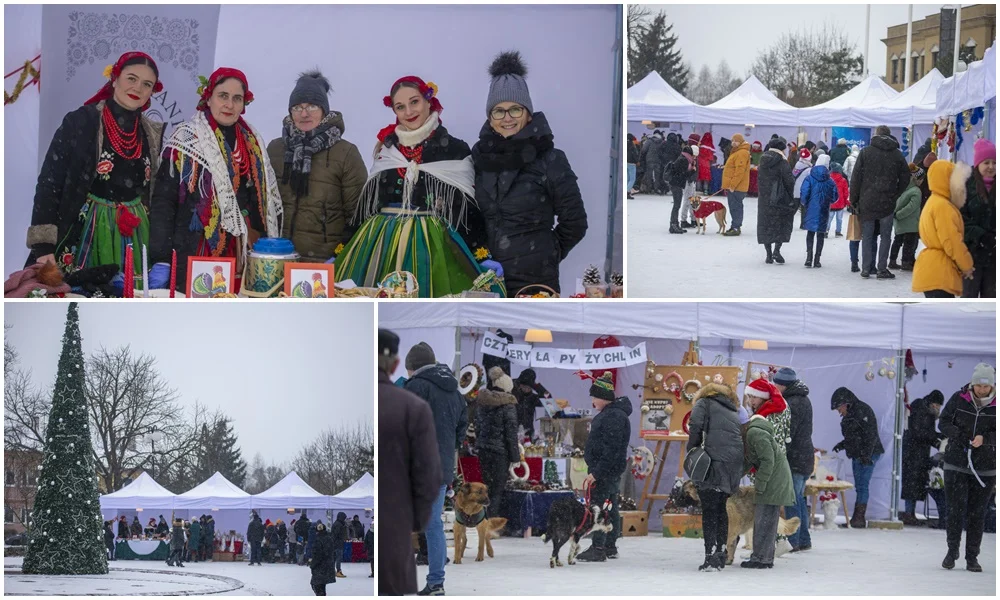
[513,368,549,438]
[104,521,116,561]
[117,515,129,539]
[640,132,667,194]
[663,132,682,166]
[472,51,588,297]
[330,512,349,577]
[309,522,338,596]
[167,519,186,567]
[475,367,522,517]
[578,373,632,562]
[900,390,945,525]
[130,516,143,539]
[666,144,696,234]
[831,387,885,528]
[350,515,364,540]
[756,138,796,264]
[937,364,996,572]
[365,522,375,578]
[626,133,640,199]
[773,368,814,551]
[686,382,744,571]
[246,512,265,566]
[26,52,165,277]
[155,516,169,537]
[848,126,912,278]
[294,513,311,565]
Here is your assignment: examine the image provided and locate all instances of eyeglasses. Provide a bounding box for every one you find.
[291,104,321,114]
[490,106,525,121]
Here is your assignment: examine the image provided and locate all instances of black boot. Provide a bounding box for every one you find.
[851,261,860,273]
[604,545,619,559]
[888,260,902,270]
[942,549,958,570]
[805,249,813,268]
[851,503,868,529]
[698,553,719,572]
[417,584,445,596]
[772,244,785,264]
[669,224,686,234]
[765,245,774,264]
[967,556,982,572]
[712,549,727,570]
[877,269,896,280]
[813,254,822,268]
[575,545,606,562]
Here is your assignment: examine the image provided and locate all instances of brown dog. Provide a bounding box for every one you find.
[452,482,508,564]
[683,482,801,565]
[689,195,728,234]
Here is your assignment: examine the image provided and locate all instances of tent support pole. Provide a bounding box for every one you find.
[454,327,462,372]
[904,5,913,90]
[952,5,962,76]
[863,5,871,76]
[890,307,906,522]
[604,5,624,281]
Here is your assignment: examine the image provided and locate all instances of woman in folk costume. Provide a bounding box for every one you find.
[27,52,165,276]
[336,76,505,297]
[148,68,282,289]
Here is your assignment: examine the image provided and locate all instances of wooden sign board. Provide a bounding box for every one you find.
[639,364,741,438]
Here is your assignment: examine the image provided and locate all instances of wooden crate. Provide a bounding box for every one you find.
[661,513,703,538]
[213,551,235,561]
[620,511,648,537]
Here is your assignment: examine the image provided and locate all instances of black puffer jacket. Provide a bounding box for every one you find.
[404,363,467,485]
[961,171,996,271]
[309,527,337,586]
[294,516,311,542]
[27,101,164,263]
[782,380,815,476]
[330,512,349,546]
[474,388,520,461]
[686,383,744,494]
[667,154,694,189]
[641,135,665,166]
[832,388,885,462]
[901,393,944,501]
[246,516,265,544]
[584,396,633,481]
[627,139,640,164]
[663,134,681,166]
[938,385,996,473]
[170,524,185,550]
[472,113,588,295]
[848,135,911,221]
[756,150,797,244]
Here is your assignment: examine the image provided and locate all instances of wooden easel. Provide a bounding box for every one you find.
[637,348,740,517]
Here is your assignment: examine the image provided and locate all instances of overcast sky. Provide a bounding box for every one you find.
[647,3,950,79]
[5,303,374,464]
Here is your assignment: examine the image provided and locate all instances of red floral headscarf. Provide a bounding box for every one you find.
[197,67,254,115]
[378,76,442,142]
[84,51,163,111]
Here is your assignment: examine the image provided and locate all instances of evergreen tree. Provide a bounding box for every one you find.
[194,417,247,487]
[627,12,689,92]
[22,304,107,575]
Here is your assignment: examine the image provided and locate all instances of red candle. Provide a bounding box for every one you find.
[123,244,134,298]
[169,250,177,298]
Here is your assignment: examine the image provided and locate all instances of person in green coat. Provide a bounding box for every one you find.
[188,517,202,563]
[742,379,795,570]
[889,165,925,271]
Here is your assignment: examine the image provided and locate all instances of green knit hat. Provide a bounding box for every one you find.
[590,371,616,401]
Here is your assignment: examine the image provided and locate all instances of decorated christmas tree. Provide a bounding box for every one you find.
[582,264,603,287]
[543,460,560,485]
[22,303,108,575]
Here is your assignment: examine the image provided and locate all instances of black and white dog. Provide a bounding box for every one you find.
[541,497,614,568]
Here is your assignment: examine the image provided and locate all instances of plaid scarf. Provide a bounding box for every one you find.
[281,112,343,197]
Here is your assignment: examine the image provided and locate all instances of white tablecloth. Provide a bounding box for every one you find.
[126,540,164,554]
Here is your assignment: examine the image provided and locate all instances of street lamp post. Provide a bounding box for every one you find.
[142,429,164,480]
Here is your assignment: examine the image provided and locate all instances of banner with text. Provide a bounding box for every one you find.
[481,331,647,370]
[39,5,221,166]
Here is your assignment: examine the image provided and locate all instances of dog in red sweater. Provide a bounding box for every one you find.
[689,195,728,234]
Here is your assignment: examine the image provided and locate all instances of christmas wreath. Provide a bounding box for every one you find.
[631,446,655,480]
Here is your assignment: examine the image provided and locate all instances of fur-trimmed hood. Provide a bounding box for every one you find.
[476,387,517,407]
[927,160,971,210]
[693,382,739,408]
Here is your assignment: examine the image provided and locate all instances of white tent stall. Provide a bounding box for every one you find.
[626,71,698,138]
[380,302,995,528]
[250,471,339,531]
[935,42,997,161]
[694,75,803,143]
[797,75,900,127]
[172,472,252,537]
[329,473,375,512]
[99,472,177,525]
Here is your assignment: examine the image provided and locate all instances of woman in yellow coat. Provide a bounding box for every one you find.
[912,161,975,298]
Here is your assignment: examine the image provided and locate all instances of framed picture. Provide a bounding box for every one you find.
[283,263,334,298]
[186,257,237,298]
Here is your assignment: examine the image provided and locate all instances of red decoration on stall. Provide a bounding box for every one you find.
[591,335,621,388]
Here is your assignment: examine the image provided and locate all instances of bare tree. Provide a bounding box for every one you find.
[84,346,208,492]
[4,329,46,531]
[245,452,287,494]
[627,4,652,59]
[289,421,373,495]
[750,25,862,107]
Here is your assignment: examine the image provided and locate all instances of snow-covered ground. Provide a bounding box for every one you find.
[627,194,925,298]
[418,527,994,595]
[4,557,373,596]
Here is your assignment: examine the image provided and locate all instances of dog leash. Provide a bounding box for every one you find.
[574,485,592,534]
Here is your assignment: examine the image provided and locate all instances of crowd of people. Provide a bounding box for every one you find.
[19,49,590,298]
[379,329,996,587]
[627,127,995,298]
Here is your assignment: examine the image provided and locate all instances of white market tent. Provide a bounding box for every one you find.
[694,75,800,126]
[251,471,331,510]
[381,302,996,526]
[174,472,251,510]
[866,68,945,127]
[626,71,698,123]
[99,472,176,511]
[797,75,900,127]
[329,473,374,511]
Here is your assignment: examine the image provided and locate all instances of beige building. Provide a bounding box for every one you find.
[4,449,41,537]
[882,4,996,91]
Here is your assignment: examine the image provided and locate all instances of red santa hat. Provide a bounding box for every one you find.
[799,148,812,162]
[746,378,787,417]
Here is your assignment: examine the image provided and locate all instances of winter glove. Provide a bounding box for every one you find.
[148,263,171,289]
[481,260,504,278]
[832,441,845,453]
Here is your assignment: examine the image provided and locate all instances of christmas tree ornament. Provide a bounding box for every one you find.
[865,371,876,382]
[582,264,606,297]
[610,272,624,298]
[654,373,663,382]
[887,369,896,379]
[878,367,887,377]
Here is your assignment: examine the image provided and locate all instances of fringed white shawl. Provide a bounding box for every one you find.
[164,111,283,258]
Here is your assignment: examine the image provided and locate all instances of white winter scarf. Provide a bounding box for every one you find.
[355,112,476,227]
[395,111,440,148]
[164,111,283,256]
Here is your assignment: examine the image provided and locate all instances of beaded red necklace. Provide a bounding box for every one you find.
[396,142,425,178]
[102,104,142,160]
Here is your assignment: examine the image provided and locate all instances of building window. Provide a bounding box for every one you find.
[892,58,899,83]
[4,507,14,524]
[912,57,920,81]
[920,54,926,77]
[4,469,14,486]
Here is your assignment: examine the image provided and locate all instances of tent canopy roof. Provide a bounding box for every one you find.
[103,472,175,498]
[178,472,250,498]
[334,473,374,499]
[626,70,697,122]
[695,75,799,126]
[254,471,326,499]
[805,75,899,110]
[705,75,796,111]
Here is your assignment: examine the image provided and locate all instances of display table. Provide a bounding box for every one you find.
[805,479,854,528]
[344,541,368,562]
[500,489,575,537]
[115,539,170,560]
